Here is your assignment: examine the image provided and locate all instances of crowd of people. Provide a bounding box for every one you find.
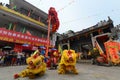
[0,49,29,66]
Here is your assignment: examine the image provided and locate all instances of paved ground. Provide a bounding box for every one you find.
[0,63,120,80]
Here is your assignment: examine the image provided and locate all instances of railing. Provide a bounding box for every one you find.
[0,5,46,27]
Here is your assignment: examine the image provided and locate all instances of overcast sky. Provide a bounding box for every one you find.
[1,0,120,34]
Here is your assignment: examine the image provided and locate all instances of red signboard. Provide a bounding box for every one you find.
[104,41,120,62]
[0,28,48,46]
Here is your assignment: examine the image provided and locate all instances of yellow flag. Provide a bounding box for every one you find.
[33,49,39,55]
[58,44,62,54]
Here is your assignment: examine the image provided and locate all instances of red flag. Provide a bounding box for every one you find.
[26,30,31,36]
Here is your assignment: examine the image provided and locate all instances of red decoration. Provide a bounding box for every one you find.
[26,30,32,36]
[14,74,19,79]
[48,7,60,32]
[68,50,72,55]
[0,28,47,46]
[14,44,22,52]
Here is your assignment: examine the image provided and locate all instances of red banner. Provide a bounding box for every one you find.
[14,44,22,52]
[104,41,120,63]
[0,28,48,46]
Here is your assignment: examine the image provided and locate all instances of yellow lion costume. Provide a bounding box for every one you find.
[14,50,46,79]
[58,49,78,74]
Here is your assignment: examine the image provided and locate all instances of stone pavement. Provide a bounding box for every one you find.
[0,63,120,80]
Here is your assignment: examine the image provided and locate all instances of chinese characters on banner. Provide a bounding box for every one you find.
[0,28,48,46]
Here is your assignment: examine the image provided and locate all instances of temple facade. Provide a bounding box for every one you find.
[57,17,114,59]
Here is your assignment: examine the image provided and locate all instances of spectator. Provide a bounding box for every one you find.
[3,51,10,66]
[11,51,17,66]
[0,2,2,6]
[16,51,22,65]
[21,52,26,65]
[0,49,3,56]
[0,56,5,66]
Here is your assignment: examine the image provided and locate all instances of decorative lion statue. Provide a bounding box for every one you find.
[14,50,46,79]
[58,49,78,74]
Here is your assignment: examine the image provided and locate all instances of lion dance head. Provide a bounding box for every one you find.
[14,50,46,79]
[58,49,78,74]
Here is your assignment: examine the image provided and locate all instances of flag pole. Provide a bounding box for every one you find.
[46,7,59,56]
[46,16,51,57]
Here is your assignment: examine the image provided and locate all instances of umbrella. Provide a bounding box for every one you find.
[51,48,57,51]
[22,43,29,47]
[3,46,12,50]
[39,46,46,49]
[22,44,33,50]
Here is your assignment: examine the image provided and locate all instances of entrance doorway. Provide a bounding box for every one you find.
[81,43,92,59]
